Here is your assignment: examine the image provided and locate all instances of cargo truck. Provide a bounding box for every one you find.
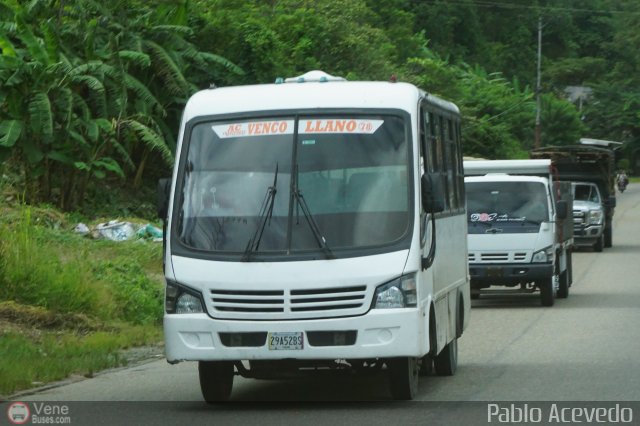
[531,139,617,249]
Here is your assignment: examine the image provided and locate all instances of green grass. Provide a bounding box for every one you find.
[0,327,162,396]
[0,204,163,323]
[0,201,165,396]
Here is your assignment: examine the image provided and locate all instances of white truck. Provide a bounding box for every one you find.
[464,159,573,306]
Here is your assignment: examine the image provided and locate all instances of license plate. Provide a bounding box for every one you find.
[268,332,304,350]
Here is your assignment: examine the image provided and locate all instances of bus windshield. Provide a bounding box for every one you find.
[177,114,411,257]
[466,181,549,232]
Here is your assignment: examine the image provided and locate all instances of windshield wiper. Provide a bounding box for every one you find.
[292,166,334,259]
[241,164,278,261]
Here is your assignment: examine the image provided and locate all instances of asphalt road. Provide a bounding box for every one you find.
[9,184,640,425]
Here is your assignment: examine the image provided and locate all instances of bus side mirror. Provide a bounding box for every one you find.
[421,173,445,213]
[157,178,171,220]
[556,200,568,220]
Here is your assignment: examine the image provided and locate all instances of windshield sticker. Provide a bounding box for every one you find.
[470,213,528,222]
[300,119,384,134]
[212,120,295,139]
[470,213,498,222]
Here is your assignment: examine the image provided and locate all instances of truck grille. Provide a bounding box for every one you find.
[573,210,585,225]
[468,252,528,263]
[208,286,368,319]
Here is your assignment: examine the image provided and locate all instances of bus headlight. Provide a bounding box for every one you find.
[373,274,417,309]
[166,281,205,314]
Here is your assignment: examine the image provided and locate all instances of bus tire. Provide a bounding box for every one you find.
[388,357,419,400]
[199,361,234,403]
[419,354,433,376]
[434,337,458,376]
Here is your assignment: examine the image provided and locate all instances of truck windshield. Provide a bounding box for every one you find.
[572,183,601,203]
[466,181,549,230]
[176,114,410,257]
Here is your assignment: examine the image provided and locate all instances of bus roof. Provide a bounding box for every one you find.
[183,72,459,121]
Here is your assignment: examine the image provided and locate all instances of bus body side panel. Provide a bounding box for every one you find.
[431,213,469,353]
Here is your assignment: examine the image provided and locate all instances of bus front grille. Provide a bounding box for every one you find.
[208,286,368,319]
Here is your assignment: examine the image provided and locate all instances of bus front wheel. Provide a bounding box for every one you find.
[388,357,419,400]
[199,361,234,403]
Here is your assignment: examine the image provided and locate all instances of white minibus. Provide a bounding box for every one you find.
[158,71,470,401]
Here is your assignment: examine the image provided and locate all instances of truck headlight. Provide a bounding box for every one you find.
[166,281,205,314]
[587,209,603,225]
[532,247,553,263]
[373,274,417,309]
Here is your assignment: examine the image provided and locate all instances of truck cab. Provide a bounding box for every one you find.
[571,182,605,251]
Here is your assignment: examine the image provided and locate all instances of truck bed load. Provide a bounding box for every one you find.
[530,144,616,201]
[530,143,616,248]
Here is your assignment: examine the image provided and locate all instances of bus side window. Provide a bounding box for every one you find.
[436,115,450,211]
[445,118,457,210]
[425,111,436,174]
[455,121,464,209]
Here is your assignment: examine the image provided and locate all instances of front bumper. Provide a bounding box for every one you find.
[469,263,553,288]
[573,224,603,245]
[164,308,426,362]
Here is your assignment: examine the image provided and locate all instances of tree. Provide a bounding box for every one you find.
[0,0,242,209]
[192,0,401,83]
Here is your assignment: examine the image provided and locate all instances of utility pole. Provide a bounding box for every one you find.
[534,15,542,149]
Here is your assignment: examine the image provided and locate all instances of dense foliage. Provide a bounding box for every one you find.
[0,0,242,209]
[1,0,639,211]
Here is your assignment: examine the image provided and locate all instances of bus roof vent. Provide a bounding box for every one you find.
[283,70,346,84]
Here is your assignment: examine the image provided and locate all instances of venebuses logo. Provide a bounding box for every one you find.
[7,402,30,425]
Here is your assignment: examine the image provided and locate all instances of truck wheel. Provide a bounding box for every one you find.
[558,268,570,299]
[434,337,458,376]
[540,276,555,307]
[558,250,572,299]
[567,250,573,287]
[199,361,234,403]
[388,357,419,400]
[593,234,604,252]
[470,289,480,300]
[604,225,612,248]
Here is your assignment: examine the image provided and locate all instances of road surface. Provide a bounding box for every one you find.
[9,184,640,424]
